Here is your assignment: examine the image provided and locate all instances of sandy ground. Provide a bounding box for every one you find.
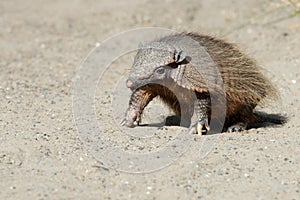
[1,0,300,199]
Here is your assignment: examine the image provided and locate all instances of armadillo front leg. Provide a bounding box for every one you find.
[121,88,156,127]
[189,93,210,135]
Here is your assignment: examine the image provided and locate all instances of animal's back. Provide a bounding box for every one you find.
[157,33,278,117]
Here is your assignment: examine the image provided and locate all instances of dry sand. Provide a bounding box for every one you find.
[0,0,300,199]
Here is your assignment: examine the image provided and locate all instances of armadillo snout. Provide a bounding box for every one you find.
[126,80,134,89]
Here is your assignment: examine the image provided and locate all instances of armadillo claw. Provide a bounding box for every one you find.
[188,127,200,135]
[120,109,140,127]
[120,117,134,127]
[227,123,246,132]
[197,122,203,135]
[189,119,210,135]
[120,118,125,126]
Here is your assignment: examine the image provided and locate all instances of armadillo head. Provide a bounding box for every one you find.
[126,42,187,91]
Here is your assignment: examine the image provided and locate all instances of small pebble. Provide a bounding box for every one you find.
[291,80,296,84]
[281,181,288,185]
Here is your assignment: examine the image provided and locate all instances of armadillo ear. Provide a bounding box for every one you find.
[174,50,187,63]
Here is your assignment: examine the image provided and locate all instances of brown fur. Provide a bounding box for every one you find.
[123,33,280,131]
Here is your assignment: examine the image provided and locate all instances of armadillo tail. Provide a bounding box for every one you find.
[253,111,287,125]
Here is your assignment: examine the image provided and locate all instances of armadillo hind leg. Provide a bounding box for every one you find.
[188,95,210,135]
[225,105,255,132]
[227,123,247,132]
[121,88,156,127]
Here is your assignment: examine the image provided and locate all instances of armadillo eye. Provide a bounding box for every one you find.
[156,67,165,74]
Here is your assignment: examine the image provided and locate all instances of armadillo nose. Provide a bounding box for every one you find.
[126,80,133,88]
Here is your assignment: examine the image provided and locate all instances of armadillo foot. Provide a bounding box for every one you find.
[227,123,247,132]
[120,109,141,127]
[188,118,210,135]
